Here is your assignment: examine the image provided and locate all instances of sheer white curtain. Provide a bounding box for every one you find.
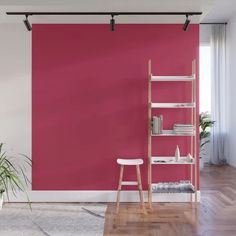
[210,24,228,165]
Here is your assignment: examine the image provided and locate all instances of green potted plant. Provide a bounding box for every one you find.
[199,112,215,170]
[0,143,31,209]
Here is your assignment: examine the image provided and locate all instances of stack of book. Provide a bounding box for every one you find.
[173,124,195,135]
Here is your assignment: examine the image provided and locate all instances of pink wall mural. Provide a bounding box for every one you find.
[32,24,199,190]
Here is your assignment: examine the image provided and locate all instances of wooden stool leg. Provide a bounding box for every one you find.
[116,165,124,214]
[136,165,145,213]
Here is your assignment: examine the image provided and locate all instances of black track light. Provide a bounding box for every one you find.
[110,15,115,31]
[23,15,32,31]
[183,14,190,31]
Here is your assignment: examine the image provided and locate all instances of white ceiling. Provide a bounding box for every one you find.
[0,0,212,24]
[202,0,236,22]
[0,0,235,24]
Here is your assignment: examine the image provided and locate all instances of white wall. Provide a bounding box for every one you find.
[200,24,211,44]
[199,25,211,164]
[0,23,32,184]
[227,15,236,167]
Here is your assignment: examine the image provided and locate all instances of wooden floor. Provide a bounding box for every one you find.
[104,164,236,236]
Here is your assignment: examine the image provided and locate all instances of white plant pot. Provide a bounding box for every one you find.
[200,158,204,171]
[0,194,3,210]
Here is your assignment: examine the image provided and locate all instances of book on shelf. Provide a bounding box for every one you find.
[173,124,195,134]
[152,115,163,134]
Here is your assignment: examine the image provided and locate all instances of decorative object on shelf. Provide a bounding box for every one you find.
[187,153,194,162]
[0,143,31,210]
[152,180,195,193]
[153,160,166,163]
[175,145,180,162]
[152,115,163,134]
[152,156,195,164]
[199,112,215,170]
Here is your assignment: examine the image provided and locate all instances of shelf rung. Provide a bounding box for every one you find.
[151,156,195,165]
[121,181,138,186]
[152,130,195,137]
[151,75,195,81]
[151,103,195,108]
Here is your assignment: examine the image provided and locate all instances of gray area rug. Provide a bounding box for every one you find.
[0,203,106,236]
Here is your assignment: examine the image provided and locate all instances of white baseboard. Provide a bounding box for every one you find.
[6,190,201,203]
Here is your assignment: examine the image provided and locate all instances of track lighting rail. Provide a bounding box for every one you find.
[6,11,202,32]
[6,11,202,16]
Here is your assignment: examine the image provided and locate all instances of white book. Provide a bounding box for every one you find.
[152,115,163,134]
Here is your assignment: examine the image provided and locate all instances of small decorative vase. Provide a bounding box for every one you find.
[187,153,193,162]
[175,145,180,162]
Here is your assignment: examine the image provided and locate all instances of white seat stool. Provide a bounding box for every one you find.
[116,158,145,213]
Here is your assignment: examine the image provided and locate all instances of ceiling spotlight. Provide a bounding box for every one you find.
[110,15,115,31]
[183,14,190,31]
[23,15,32,31]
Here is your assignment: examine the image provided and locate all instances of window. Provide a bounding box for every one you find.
[200,45,211,113]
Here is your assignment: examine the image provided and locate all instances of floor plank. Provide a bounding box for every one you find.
[104,164,236,236]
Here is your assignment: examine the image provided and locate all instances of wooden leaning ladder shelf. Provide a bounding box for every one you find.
[147,60,198,207]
